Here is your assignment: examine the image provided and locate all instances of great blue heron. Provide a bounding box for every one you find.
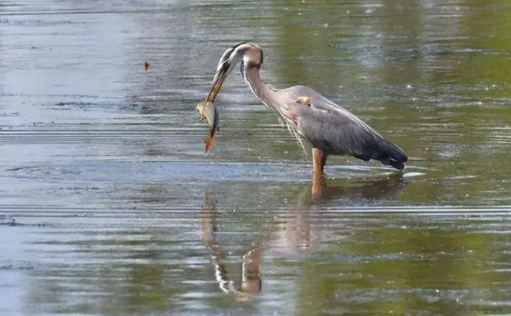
[203,41,408,195]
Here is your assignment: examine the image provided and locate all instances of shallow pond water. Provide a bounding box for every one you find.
[1,0,511,315]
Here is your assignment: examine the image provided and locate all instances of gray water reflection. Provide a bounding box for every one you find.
[2,0,511,315]
[3,182,511,316]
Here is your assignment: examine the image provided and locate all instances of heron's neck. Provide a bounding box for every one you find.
[244,66,275,106]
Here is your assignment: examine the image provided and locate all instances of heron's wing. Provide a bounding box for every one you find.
[279,86,407,169]
[297,101,380,156]
[279,85,376,134]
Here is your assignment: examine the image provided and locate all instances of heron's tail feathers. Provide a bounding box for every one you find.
[374,139,408,171]
[353,138,408,171]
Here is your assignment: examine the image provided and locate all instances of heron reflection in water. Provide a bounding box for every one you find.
[202,42,408,195]
[199,174,406,300]
[200,191,263,302]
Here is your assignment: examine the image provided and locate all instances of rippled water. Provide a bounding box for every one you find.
[1,0,511,315]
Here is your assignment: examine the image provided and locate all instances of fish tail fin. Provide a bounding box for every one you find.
[205,134,214,153]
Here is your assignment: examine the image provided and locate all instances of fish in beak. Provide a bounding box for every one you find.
[197,42,245,153]
[196,100,219,153]
[196,59,232,153]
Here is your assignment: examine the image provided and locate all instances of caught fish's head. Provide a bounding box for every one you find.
[196,100,217,123]
[196,100,219,153]
[196,101,208,122]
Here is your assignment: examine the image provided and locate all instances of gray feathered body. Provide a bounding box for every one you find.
[275,86,408,170]
[242,65,407,171]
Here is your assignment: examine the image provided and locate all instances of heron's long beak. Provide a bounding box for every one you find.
[204,64,229,104]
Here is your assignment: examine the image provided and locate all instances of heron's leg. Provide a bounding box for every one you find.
[312,148,324,198]
[320,154,328,183]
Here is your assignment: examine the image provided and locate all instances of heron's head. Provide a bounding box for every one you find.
[204,41,263,103]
